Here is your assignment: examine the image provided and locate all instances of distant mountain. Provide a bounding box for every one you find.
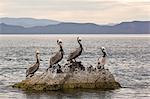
[0,17,60,27]
[0,20,150,34]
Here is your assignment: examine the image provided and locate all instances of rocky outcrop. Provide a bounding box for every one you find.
[13,62,121,91]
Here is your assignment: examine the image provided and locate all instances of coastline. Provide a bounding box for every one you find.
[0,34,150,38]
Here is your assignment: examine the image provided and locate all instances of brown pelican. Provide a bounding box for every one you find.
[67,37,83,62]
[97,47,107,69]
[47,39,64,70]
[26,50,40,78]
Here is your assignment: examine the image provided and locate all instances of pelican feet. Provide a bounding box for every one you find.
[56,64,63,73]
[47,61,105,74]
[26,74,34,79]
[47,64,63,73]
[97,63,105,70]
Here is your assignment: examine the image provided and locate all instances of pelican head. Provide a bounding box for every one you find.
[77,37,82,42]
[101,47,106,51]
[101,47,107,57]
[57,39,62,44]
[36,49,40,54]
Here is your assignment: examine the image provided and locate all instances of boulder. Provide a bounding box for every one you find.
[12,62,121,91]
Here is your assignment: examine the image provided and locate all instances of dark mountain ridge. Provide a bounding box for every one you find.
[0,20,149,34]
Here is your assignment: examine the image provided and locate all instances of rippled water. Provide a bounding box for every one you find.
[0,34,150,99]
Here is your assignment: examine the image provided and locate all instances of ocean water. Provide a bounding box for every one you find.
[0,34,150,99]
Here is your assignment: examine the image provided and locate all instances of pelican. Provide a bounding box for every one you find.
[97,47,107,69]
[26,50,40,78]
[67,37,83,62]
[47,39,64,70]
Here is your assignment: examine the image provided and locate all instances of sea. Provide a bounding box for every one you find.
[0,34,150,99]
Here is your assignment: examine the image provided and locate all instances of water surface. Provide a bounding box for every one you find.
[0,34,150,99]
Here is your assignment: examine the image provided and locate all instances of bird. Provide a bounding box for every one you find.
[97,47,107,69]
[26,50,40,78]
[67,37,83,62]
[47,39,64,70]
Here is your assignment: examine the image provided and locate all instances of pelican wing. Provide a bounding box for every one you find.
[26,63,39,77]
[98,57,106,66]
[68,47,81,60]
[50,52,62,65]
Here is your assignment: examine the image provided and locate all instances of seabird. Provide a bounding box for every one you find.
[26,50,40,78]
[97,47,107,69]
[47,39,64,70]
[67,37,83,62]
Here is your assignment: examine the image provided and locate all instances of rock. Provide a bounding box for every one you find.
[12,62,121,91]
[62,61,85,73]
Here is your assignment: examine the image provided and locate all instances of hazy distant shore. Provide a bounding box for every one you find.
[0,19,150,34]
[0,34,150,39]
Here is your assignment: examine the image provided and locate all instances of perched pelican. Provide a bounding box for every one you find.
[97,47,107,69]
[67,37,83,62]
[26,50,40,78]
[48,39,64,70]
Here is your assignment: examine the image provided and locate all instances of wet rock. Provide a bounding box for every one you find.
[12,62,121,91]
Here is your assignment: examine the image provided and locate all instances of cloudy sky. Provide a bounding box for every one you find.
[0,0,150,24]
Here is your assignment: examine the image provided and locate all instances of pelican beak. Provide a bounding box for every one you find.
[57,39,60,43]
[62,50,65,54]
[100,47,103,50]
[82,47,85,52]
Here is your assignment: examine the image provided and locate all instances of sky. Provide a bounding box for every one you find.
[0,0,150,24]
